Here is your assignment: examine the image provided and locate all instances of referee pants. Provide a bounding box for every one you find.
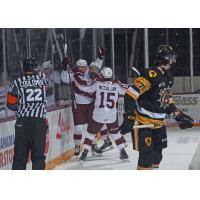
[12,117,47,170]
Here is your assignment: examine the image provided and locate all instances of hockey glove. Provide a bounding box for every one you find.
[60,57,70,71]
[120,112,135,135]
[175,112,194,129]
[97,47,107,58]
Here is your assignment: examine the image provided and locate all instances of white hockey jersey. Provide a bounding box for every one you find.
[76,80,128,123]
[61,58,103,104]
[61,70,92,104]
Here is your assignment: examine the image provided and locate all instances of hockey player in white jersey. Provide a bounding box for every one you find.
[60,48,105,156]
[89,62,116,152]
[78,67,129,161]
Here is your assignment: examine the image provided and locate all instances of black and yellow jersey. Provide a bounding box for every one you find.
[126,67,175,127]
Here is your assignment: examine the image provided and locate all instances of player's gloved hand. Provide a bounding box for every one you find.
[60,57,70,70]
[72,67,85,77]
[97,47,107,58]
[175,112,194,129]
[120,111,135,135]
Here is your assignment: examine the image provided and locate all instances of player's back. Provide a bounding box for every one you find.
[93,80,121,123]
[13,72,47,119]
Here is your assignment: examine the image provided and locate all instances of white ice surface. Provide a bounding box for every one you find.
[55,127,200,170]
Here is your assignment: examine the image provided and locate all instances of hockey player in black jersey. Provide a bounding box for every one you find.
[120,45,194,170]
[7,57,48,170]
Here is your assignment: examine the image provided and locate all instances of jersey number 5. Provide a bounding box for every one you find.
[99,92,115,109]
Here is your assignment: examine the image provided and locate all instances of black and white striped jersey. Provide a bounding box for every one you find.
[8,71,47,119]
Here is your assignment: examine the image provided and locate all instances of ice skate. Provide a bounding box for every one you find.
[91,144,102,156]
[74,146,80,157]
[119,148,129,160]
[79,149,89,162]
[99,137,114,152]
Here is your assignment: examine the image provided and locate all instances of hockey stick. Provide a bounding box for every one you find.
[51,32,69,105]
[131,67,141,76]
[63,41,77,109]
[132,120,200,129]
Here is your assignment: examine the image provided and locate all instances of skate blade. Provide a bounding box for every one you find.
[101,145,114,152]
[80,160,85,165]
[120,157,129,161]
[91,152,103,157]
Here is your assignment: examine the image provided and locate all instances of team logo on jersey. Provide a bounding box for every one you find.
[158,87,173,108]
[149,70,157,77]
[145,137,152,146]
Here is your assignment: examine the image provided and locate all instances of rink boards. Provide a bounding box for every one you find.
[1,93,200,169]
[0,105,88,170]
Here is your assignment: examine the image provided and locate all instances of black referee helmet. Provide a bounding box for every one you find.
[23,57,38,73]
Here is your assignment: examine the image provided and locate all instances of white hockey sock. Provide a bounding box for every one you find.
[83,132,96,151]
[110,132,125,151]
[101,134,108,141]
[92,137,97,145]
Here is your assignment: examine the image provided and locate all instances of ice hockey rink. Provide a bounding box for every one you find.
[55,127,200,170]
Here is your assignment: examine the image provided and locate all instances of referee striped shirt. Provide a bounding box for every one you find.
[8,71,47,119]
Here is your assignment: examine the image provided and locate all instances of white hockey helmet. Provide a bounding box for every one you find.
[100,67,113,79]
[89,61,101,69]
[76,59,88,67]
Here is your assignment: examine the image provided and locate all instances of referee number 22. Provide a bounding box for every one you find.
[26,88,43,102]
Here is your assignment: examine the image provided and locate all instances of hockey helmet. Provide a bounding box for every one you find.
[76,59,88,67]
[89,61,101,69]
[23,57,39,72]
[155,45,177,65]
[100,67,113,79]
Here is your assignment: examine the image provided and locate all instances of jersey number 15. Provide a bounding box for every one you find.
[99,92,115,109]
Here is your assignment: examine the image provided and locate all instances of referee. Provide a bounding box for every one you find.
[6,57,48,170]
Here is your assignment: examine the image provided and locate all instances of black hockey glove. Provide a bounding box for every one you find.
[175,112,194,129]
[120,112,135,135]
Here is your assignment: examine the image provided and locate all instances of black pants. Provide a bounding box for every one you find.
[12,117,47,170]
[131,126,167,168]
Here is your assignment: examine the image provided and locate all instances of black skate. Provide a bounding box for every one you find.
[99,137,114,152]
[91,144,102,156]
[74,146,80,157]
[119,148,129,160]
[80,149,89,161]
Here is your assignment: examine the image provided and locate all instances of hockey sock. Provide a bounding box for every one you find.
[74,125,83,146]
[92,136,97,145]
[100,129,108,141]
[110,132,125,150]
[83,132,96,151]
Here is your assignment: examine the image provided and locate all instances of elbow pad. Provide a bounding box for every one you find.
[124,93,136,113]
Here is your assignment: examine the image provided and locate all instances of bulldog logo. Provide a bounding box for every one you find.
[145,137,152,147]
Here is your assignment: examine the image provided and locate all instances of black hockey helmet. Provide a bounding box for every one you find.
[23,57,38,72]
[154,45,177,66]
